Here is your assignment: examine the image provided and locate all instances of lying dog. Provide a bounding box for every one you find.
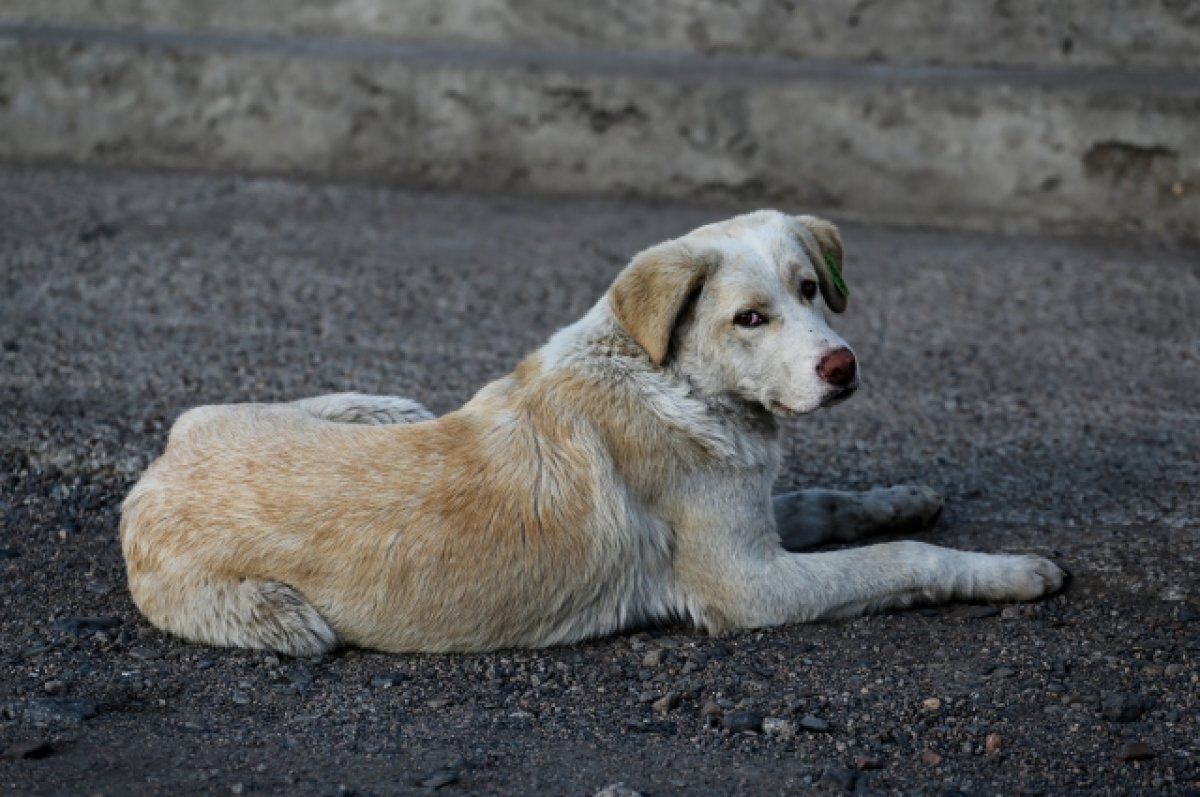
[121,210,1064,655]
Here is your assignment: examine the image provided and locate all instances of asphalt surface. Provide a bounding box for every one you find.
[1,167,1198,796]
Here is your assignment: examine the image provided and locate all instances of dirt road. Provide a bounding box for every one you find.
[1,168,1197,795]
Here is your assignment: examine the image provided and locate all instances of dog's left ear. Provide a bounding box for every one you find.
[793,215,848,314]
[609,240,714,366]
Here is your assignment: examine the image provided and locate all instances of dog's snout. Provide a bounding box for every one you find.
[817,347,857,388]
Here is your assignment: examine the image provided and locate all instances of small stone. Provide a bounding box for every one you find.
[230,691,251,705]
[1116,742,1155,762]
[230,784,244,795]
[820,765,857,792]
[641,650,664,668]
[426,697,452,709]
[761,717,796,740]
[922,697,942,712]
[419,758,466,791]
[651,692,680,714]
[700,700,723,727]
[985,733,1003,754]
[593,783,643,797]
[721,710,764,734]
[1000,606,1023,620]
[1,739,53,760]
[920,749,943,766]
[1101,693,1145,723]
[43,680,67,696]
[852,753,881,770]
[369,672,407,689]
[798,714,831,733]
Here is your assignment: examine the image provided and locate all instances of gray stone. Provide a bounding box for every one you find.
[1101,693,1145,723]
[721,710,764,734]
[799,714,831,733]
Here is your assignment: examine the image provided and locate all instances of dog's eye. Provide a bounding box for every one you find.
[733,310,766,328]
[800,279,819,300]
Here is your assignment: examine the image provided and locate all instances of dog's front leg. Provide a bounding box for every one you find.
[291,392,435,425]
[773,486,943,551]
[712,541,1065,628]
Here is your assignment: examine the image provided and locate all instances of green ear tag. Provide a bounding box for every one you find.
[823,250,849,298]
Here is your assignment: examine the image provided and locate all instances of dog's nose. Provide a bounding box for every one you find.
[817,348,857,388]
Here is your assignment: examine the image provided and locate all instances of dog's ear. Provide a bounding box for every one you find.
[793,215,848,314]
[609,241,714,366]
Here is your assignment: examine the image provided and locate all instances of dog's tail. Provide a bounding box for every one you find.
[121,476,338,657]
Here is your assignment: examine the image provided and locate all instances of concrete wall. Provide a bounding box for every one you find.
[7,0,1200,69]
[1,2,1196,234]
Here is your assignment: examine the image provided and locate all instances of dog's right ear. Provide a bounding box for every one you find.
[609,241,714,366]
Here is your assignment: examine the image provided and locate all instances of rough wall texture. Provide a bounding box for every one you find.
[6,0,1200,69]
[2,34,1195,235]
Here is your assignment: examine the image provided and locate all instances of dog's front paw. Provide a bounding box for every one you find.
[974,554,1067,602]
[870,485,943,532]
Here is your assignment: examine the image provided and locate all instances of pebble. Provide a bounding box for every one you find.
[852,753,882,770]
[921,697,942,712]
[651,692,680,714]
[593,784,643,797]
[42,680,67,696]
[641,650,664,668]
[700,700,723,727]
[231,691,251,705]
[368,672,407,689]
[721,710,764,734]
[985,732,1003,754]
[1000,606,1024,620]
[920,749,943,766]
[2,697,97,724]
[1101,693,1145,723]
[798,714,831,733]
[1116,742,1155,762]
[761,717,796,740]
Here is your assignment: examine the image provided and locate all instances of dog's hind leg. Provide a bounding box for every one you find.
[774,486,943,551]
[128,568,338,657]
[291,392,435,425]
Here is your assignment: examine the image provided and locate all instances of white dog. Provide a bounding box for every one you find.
[120,210,1064,655]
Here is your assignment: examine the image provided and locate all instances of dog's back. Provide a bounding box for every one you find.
[121,359,679,654]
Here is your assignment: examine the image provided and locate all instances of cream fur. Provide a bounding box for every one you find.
[120,210,1065,655]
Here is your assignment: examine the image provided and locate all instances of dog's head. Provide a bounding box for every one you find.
[609,210,857,417]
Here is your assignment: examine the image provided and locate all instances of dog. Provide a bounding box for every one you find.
[120,210,1064,655]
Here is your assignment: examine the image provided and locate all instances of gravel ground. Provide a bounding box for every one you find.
[1,167,1198,796]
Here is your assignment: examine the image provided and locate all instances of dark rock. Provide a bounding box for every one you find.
[818,765,857,793]
[853,753,882,770]
[1101,693,1145,723]
[799,714,831,733]
[1,739,54,760]
[0,547,19,559]
[3,697,98,724]
[52,616,121,635]
[419,757,467,790]
[1116,741,1155,761]
[721,710,764,734]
